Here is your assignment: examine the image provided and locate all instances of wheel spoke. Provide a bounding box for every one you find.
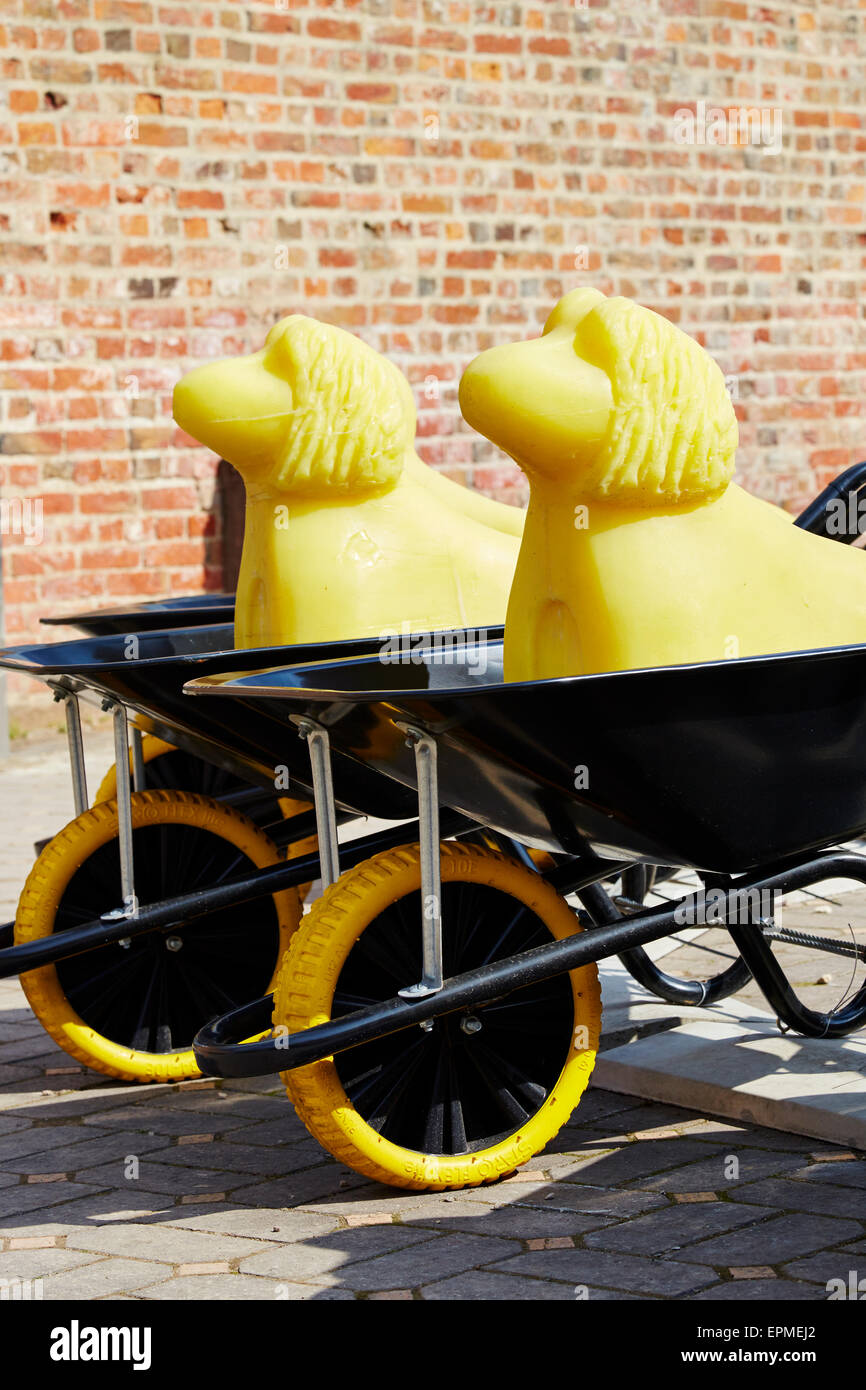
[469,1037,547,1113]
[446,1050,468,1154]
[422,1047,447,1153]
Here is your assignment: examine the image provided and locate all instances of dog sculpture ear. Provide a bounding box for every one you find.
[570,297,738,506]
[262,316,416,496]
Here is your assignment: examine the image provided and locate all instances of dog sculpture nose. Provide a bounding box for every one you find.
[173,351,295,475]
[459,331,613,478]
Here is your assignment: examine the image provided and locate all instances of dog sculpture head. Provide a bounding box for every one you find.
[173,315,416,495]
[459,288,738,507]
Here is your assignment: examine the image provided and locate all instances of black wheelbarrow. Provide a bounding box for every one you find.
[0,620,472,1083]
[185,630,866,1190]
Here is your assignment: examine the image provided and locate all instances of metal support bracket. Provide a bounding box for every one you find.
[52,685,88,817]
[292,715,340,889]
[395,723,443,998]
[100,700,138,922]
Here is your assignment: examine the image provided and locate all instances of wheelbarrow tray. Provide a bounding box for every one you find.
[185,637,866,873]
[0,624,451,819]
[39,593,236,636]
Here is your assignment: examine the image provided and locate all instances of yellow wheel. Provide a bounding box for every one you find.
[95,736,317,900]
[274,841,600,1191]
[15,790,300,1083]
[93,734,178,804]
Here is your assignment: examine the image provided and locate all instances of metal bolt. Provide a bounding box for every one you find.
[165,936,183,952]
[460,1016,482,1035]
[419,1019,434,1033]
[118,938,131,950]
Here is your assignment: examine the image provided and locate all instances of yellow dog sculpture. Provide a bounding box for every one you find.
[459,287,866,680]
[174,316,523,649]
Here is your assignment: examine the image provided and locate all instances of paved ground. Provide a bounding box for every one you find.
[1,730,864,1301]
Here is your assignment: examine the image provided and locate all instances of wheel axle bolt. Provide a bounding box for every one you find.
[166,936,183,952]
[460,1016,482,1035]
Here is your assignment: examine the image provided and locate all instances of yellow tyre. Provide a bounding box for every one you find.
[95,737,317,899]
[274,841,600,1191]
[15,789,300,1083]
[93,734,178,804]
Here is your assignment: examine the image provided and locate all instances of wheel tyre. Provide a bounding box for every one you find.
[15,789,300,1083]
[96,739,317,899]
[93,734,177,804]
[273,841,601,1191]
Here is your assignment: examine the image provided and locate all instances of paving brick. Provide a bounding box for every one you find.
[0,1247,96,1279]
[66,1223,277,1265]
[795,1160,866,1191]
[13,1131,170,1177]
[514,1186,669,1218]
[736,1177,866,1221]
[317,1234,523,1292]
[781,1252,866,1286]
[75,1159,247,1198]
[555,1139,728,1187]
[231,1167,373,1208]
[239,1225,436,1283]
[0,1125,112,1163]
[407,1205,613,1240]
[0,1179,105,1222]
[420,1270,592,1300]
[164,1208,339,1244]
[0,1114,33,1135]
[141,1273,355,1300]
[218,1117,314,1148]
[81,1106,251,1137]
[0,1189,179,1239]
[147,1139,311,1176]
[488,1249,719,1297]
[677,1122,818,1155]
[691,1279,821,1302]
[41,1258,171,1299]
[152,1093,292,1122]
[583,1201,760,1255]
[637,1149,804,1194]
[675,1214,864,1266]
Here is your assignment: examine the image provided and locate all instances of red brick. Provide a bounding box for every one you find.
[308,19,361,42]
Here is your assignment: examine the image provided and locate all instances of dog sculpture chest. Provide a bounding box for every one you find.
[459,287,866,679]
[173,316,522,648]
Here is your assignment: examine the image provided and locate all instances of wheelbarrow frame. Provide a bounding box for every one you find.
[189,700,866,1083]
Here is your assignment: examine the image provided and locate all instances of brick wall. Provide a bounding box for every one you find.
[2,0,866,701]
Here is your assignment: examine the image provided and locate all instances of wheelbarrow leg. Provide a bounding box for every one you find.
[293,715,340,888]
[51,685,89,816]
[100,699,139,923]
[396,724,443,999]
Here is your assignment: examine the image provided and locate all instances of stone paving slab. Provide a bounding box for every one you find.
[596,902,866,1149]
